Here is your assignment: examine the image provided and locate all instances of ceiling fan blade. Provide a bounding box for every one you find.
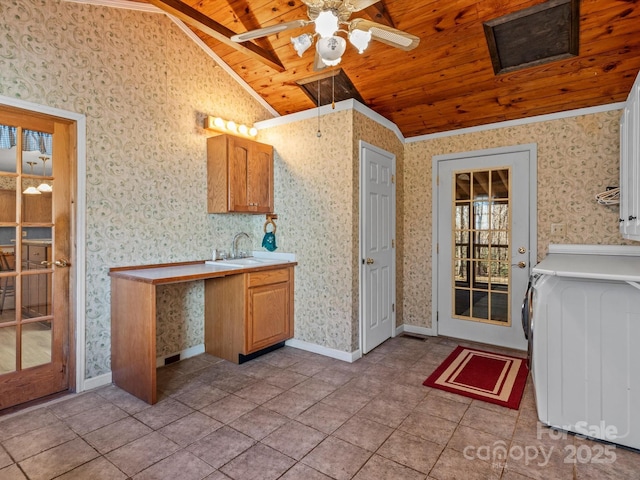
[349,18,420,51]
[231,20,309,42]
[300,0,326,9]
[349,0,382,13]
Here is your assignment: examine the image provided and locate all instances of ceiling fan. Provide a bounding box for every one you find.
[230,0,420,69]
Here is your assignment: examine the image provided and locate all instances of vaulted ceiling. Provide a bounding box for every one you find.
[138,0,639,137]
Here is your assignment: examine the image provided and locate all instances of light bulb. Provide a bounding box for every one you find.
[238,125,248,135]
[226,121,237,133]
[213,117,225,128]
[249,127,258,137]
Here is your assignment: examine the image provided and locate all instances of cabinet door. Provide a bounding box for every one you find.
[621,73,640,240]
[246,268,292,354]
[228,136,273,213]
[229,138,250,211]
[247,142,273,213]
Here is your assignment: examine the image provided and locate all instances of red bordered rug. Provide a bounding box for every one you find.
[423,346,528,410]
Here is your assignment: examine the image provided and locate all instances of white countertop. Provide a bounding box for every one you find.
[109,251,296,285]
[533,245,640,282]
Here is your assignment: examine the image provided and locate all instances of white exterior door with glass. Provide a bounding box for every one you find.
[434,145,536,351]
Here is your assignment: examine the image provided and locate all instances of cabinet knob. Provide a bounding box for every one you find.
[630,216,637,221]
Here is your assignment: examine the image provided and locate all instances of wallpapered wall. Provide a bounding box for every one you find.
[1,1,633,378]
[352,112,405,330]
[402,110,632,329]
[1,0,274,377]
[256,109,406,353]
[258,110,358,352]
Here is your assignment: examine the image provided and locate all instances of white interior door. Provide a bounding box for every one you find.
[360,141,395,354]
[434,145,536,351]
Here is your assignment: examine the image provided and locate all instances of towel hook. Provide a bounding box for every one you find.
[264,213,277,234]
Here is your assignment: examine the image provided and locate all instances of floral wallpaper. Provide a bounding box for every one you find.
[403,110,632,330]
[258,110,357,352]
[1,0,633,378]
[352,111,405,330]
[1,0,273,377]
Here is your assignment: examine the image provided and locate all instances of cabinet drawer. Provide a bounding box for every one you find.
[28,246,47,262]
[248,268,289,287]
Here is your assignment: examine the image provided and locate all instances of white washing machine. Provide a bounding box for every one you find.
[525,244,640,450]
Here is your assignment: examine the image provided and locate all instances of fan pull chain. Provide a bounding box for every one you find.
[317,79,322,138]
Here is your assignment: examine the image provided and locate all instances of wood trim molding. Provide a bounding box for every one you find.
[147,0,285,72]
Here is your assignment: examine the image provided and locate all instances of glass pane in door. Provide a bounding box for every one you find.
[452,168,511,324]
[22,320,52,369]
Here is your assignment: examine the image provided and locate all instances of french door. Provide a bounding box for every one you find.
[435,146,535,351]
[0,106,74,410]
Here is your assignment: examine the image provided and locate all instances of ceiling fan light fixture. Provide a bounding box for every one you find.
[317,35,346,66]
[291,33,314,57]
[349,29,371,54]
[314,10,339,38]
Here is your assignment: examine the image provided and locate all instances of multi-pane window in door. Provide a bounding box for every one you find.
[452,168,511,324]
[0,123,53,374]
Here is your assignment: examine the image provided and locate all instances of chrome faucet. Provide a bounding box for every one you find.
[231,232,250,259]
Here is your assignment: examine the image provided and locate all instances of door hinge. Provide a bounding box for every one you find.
[391,174,395,184]
[436,243,439,254]
[436,175,439,186]
[392,303,395,312]
[436,311,439,322]
[392,239,395,248]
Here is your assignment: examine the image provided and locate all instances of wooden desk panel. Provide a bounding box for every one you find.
[109,260,296,404]
[110,276,157,404]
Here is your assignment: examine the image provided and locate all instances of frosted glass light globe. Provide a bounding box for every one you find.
[316,35,346,66]
[314,10,339,38]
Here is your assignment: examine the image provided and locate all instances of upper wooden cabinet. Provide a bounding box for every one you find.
[207,134,274,214]
[620,71,640,241]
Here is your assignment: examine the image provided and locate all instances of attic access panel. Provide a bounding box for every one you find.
[297,69,365,107]
[483,0,579,75]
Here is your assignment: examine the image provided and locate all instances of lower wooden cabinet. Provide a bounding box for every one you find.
[205,266,294,363]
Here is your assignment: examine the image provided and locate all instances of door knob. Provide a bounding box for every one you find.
[365,258,374,265]
[41,259,70,268]
[511,261,526,269]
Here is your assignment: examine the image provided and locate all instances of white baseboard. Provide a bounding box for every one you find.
[82,372,112,392]
[82,344,207,393]
[285,338,361,363]
[395,323,437,337]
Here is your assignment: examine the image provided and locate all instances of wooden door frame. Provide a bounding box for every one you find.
[358,140,397,354]
[431,144,538,339]
[0,94,87,394]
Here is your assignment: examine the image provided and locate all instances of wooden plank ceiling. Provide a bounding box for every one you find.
[139,0,640,137]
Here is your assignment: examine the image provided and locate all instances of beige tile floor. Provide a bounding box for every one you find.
[1,335,639,479]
